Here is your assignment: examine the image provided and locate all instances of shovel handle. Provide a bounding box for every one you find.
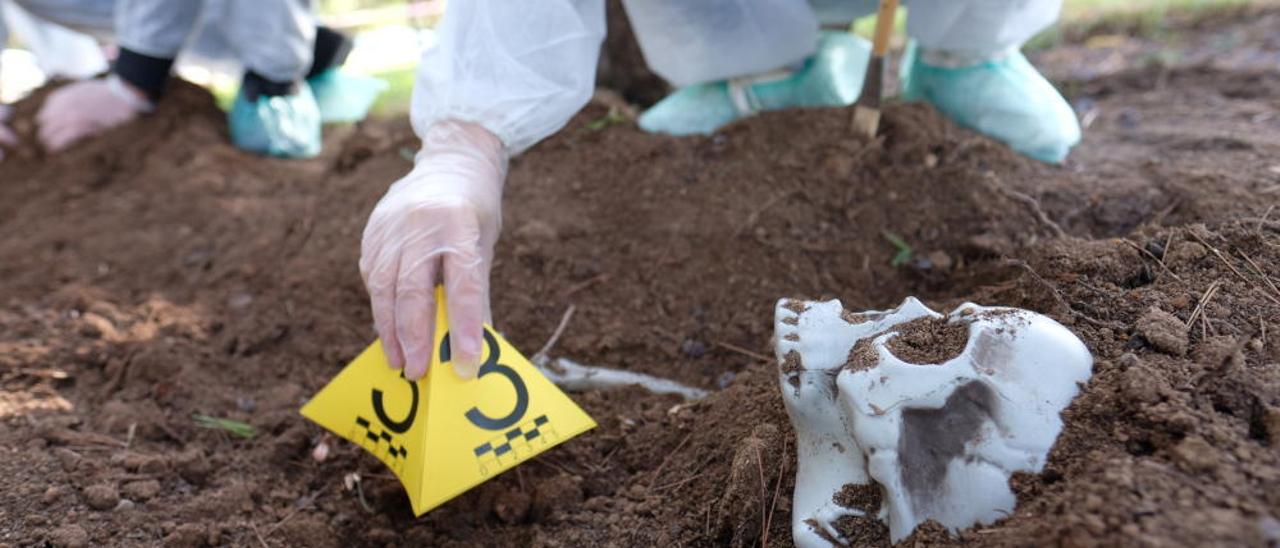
[871,0,899,56]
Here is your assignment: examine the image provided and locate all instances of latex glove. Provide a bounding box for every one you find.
[36,75,151,152]
[360,120,508,381]
[0,105,17,162]
[900,43,1081,164]
[639,32,869,136]
[228,82,322,159]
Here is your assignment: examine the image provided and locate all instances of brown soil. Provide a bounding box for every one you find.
[2,8,1280,548]
[883,316,970,365]
[834,484,890,546]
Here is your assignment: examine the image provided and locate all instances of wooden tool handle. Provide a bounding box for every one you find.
[871,0,899,56]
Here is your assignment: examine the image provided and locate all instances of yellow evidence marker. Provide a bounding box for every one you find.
[300,289,596,516]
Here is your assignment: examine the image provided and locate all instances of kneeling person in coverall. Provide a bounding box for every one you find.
[0,0,380,159]
[358,0,1081,382]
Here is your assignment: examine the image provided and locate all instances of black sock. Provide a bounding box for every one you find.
[307,26,353,79]
[241,71,300,102]
[113,48,175,103]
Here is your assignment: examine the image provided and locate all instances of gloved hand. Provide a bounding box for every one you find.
[36,75,152,152]
[0,105,17,162]
[228,80,322,159]
[307,68,388,124]
[900,43,1081,164]
[359,120,507,381]
[639,32,869,136]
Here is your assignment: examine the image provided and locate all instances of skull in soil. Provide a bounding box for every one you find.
[774,297,1092,546]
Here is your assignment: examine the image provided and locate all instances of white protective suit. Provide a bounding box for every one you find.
[0,1,109,79]
[368,0,1064,381]
[0,0,315,84]
[411,0,1061,156]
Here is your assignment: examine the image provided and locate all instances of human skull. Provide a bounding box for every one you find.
[775,297,1092,545]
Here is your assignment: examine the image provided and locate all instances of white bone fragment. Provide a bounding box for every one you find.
[776,298,1092,545]
[534,356,708,400]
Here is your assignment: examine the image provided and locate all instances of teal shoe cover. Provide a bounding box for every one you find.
[228,81,322,159]
[900,42,1080,164]
[308,68,388,123]
[638,31,871,136]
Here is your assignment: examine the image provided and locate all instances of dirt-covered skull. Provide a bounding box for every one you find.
[775,297,1092,546]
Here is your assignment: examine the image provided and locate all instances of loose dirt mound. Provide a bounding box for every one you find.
[2,10,1279,547]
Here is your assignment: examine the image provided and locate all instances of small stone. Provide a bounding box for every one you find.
[174,449,211,485]
[1117,352,1141,370]
[925,251,953,271]
[680,339,708,358]
[1259,516,1280,543]
[493,489,532,524]
[47,524,90,548]
[1135,307,1188,356]
[53,448,82,471]
[163,523,207,548]
[1171,436,1218,473]
[227,293,254,310]
[1144,240,1166,259]
[42,486,65,505]
[122,479,162,502]
[78,312,117,340]
[82,483,119,511]
[114,499,136,511]
[120,453,170,474]
[716,371,738,389]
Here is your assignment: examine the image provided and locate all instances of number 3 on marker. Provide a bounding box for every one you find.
[371,372,418,433]
[440,330,529,431]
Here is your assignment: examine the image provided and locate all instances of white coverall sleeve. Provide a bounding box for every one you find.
[2,1,109,79]
[115,0,203,60]
[0,3,8,53]
[906,0,1062,55]
[621,0,818,87]
[410,0,606,156]
[203,0,315,83]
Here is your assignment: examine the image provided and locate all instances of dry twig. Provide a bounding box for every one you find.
[561,274,609,298]
[763,439,789,548]
[249,521,270,548]
[755,444,769,548]
[1005,259,1125,330]
[264,491,320,536]
[984,174,1066,238]
[1121,238,1182,282]
[1187,231,1280,306]
[734,190,797,238]
[653,472,707,492]
[533,304,576,361]
[1177,280,1218,332]
[1238,250,1280,303]
[649,432,694,486]
[714,340,773,363]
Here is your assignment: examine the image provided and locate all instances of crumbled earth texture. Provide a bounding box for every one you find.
[882,316,971,365]
[2,8,1280,547]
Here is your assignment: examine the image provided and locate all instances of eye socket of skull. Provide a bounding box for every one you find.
[876,316,972,366]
